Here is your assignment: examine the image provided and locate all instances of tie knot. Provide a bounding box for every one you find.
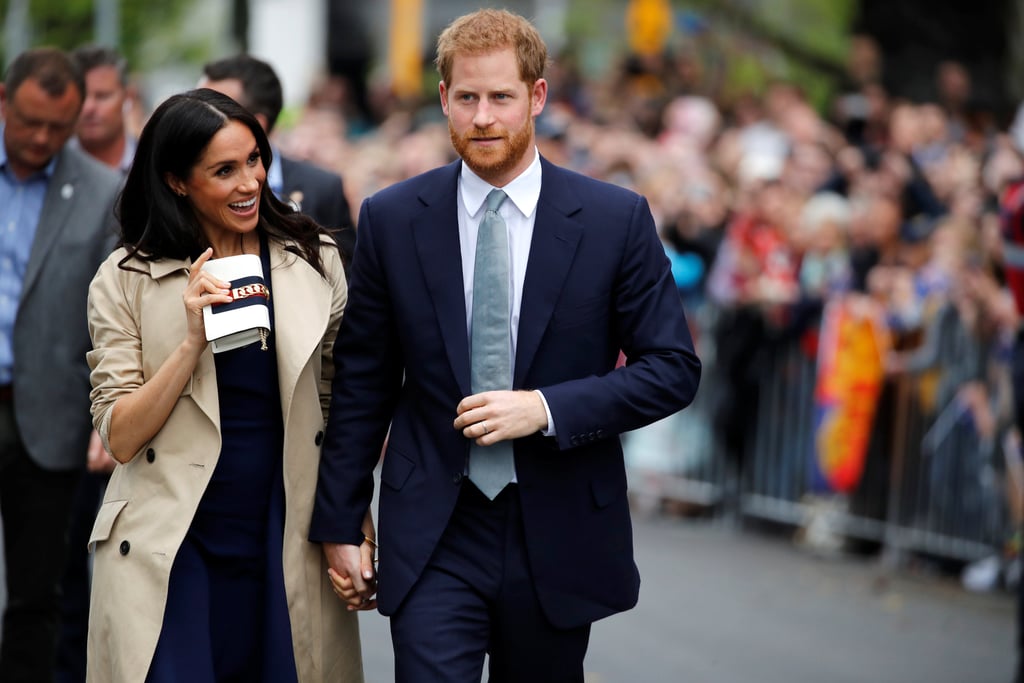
[486,189,507,213]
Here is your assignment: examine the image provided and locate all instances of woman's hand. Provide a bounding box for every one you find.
[104,249,230,462]
[182,248,232,349]
[326,509,378,611]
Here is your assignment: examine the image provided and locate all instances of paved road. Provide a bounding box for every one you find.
[1,510,1014,682]
[356,513,1015,683]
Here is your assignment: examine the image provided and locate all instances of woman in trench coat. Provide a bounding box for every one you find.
[85,89,372,682]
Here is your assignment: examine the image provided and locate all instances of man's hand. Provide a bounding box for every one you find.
[453,390,548,445]
[86,429,117,474]
[324,541,377,612]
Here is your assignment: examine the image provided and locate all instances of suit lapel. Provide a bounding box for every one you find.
[411,162,471,395]
[515,161,583,387]
[22,152,77,298]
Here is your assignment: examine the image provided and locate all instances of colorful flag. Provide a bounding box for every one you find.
[812,297,890,492]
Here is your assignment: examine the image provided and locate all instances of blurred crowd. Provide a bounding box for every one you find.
[99,25,1024,566]
[275,36,1022,376]
[265,33,1024,587]
[7,22,1024,681]
[275,33,1023,476]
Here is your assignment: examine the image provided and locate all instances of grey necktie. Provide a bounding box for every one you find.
[468,189,515,499]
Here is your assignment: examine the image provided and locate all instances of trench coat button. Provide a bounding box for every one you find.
[314,431,324,446]
[146,448,156,463]
[119,540,130,556]
[453,472,464,485]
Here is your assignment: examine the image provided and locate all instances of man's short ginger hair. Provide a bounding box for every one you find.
[435,9,549,87]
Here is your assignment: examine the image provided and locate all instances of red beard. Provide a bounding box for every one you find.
[448,116,534,184]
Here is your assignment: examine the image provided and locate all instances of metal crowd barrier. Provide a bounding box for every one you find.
[625,301,731,515]
[625,301,1014,564]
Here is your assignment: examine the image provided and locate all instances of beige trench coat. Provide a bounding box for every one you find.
[84,238,362,682]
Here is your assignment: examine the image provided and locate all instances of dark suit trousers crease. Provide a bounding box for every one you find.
[389,483,590,683]
[56,469,109,683]
[0,401,80,683]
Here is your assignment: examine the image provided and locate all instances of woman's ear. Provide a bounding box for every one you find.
[164,173,187,198]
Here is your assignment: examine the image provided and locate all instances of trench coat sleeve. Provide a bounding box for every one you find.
[86,250,147,459]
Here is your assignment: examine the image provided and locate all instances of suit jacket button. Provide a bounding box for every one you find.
[146,448,156,463]
[119,540,130,556]
[314,431,324,446]
[453,472,464,485]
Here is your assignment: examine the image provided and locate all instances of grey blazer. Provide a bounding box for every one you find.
[12,145,121,471]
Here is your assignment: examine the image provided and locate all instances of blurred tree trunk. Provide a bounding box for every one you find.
[3,0,32,67]
[232,0,249,52]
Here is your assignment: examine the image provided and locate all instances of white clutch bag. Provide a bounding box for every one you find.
[200,253,271,353]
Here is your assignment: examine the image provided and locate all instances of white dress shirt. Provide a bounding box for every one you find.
[457,148,556,437]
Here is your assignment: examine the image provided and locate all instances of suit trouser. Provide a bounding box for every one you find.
[0,399,80,683]
[56,469,109,683]
[1013,333,1024,681]
[389,482,591,683]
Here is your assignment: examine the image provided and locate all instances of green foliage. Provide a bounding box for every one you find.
[748,0,857,64]
[563,0,859,112]
[0,0,212,72]
[29,0,92,48]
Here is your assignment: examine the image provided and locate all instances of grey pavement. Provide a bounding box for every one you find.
[0,509,1014,682]
[356,513,1015,683]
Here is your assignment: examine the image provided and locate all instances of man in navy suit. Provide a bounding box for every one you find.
[311,9,700,681]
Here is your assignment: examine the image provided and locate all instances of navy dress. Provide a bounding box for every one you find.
[147,236,297,682]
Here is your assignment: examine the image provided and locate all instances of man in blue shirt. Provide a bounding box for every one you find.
[0,48,120,681]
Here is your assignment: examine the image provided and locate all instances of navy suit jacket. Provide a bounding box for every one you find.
[279,154,355,268]
[311,157,700,629]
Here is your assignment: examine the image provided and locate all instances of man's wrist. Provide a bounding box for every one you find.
[533,389,556,436]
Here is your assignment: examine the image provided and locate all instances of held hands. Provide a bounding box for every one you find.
[453,390,548,445]
[325,511,378,611]
[182,248,232,349]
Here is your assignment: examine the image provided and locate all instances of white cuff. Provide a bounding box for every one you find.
[534,390,556,436]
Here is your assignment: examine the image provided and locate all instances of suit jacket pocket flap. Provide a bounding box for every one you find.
[380,449,415,491]
[88,499,128,552]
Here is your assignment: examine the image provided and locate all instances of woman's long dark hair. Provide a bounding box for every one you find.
[117,88,332,276]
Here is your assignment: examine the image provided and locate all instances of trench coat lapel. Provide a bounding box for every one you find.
[269,241,330,419]
[147,258,221,428]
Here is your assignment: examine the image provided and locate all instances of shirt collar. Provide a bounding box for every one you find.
[460,147,542,219]
[0,125,59,180]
